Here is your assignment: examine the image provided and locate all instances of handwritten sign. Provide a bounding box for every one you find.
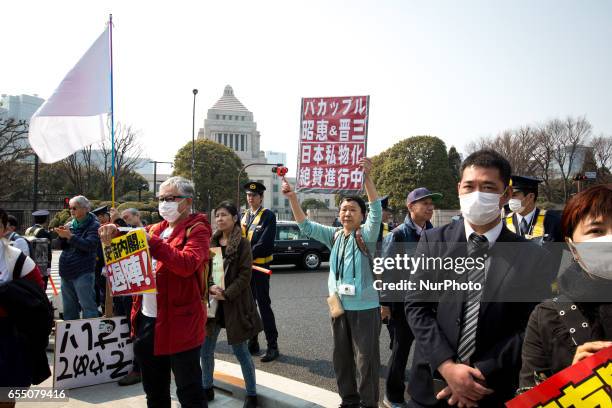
[296,95,369,194]
[506,346,612,407]
[53,317,134,389]
[103,229,155,296]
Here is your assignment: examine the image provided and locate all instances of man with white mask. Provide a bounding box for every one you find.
[405,149,556,408]
[99,176,212,408]
[504,175,563,244]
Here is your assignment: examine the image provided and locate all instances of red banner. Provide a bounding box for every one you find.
[296,95,369,193]
[506,346,612,407]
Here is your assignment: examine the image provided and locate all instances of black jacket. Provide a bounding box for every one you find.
[242,208,276,264]
[405,219,556,407]
[507,208,564,243]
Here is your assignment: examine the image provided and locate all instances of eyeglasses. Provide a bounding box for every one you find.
[157,195,190,202]
[69,207,80,211]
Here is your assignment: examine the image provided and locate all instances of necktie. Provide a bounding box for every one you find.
[457,233,489,363]
[520,218,529,236]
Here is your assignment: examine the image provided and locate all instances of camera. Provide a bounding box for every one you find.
[271,166,288,177]
[338,284,356,296]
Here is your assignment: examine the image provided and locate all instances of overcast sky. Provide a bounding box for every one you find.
[3,0,611,176]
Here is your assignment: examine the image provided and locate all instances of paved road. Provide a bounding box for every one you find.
[213,263,408,398]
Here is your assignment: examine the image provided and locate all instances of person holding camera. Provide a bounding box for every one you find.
[282,157,382,408]
[241,181,279,362]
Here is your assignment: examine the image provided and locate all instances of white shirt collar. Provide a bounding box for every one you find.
[464,219,503,248]
[249,206,262,216]
[517,207,537,225]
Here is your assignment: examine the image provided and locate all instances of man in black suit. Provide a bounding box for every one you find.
[405,150,556,407]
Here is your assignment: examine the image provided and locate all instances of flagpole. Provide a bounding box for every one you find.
[109,14,116,207]
[106,14,116,318]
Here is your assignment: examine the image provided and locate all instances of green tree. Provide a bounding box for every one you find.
[301,198,328,212]
[448,146,462,183]
[370,136,459,210]
[173,139,248,211]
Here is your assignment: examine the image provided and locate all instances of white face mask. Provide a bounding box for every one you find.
[508,198,525,213]
[569,235,612,280]
[459,191,503,226]
[158,200,183,223]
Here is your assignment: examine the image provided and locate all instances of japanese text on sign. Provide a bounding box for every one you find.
[297,96,369,193]
[102,229,155,296]
[54,317,134,390]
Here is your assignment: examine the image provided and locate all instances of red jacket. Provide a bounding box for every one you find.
[131,213,211,355]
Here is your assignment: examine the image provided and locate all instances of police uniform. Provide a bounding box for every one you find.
[25,210,53,289]
[241,181,279,360]
[505,175,564,244]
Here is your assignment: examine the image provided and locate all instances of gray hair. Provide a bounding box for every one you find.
[123,208,140,216]
[70,195,91,210]
[159,176,195,198]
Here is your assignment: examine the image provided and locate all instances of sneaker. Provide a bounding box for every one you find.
[260,347,279,362]
[117,371,142,386]
[382,396,409,408]
[204,387,215,402]
[243,395,258,408]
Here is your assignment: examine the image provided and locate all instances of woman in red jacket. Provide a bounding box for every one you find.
[100,177,211,408]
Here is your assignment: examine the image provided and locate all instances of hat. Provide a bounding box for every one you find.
[380,196,394,211]
[92,205,110,216]
[32,209,50,217]
[406,187,442,205]
[510,175,542,193]
[244,181,266,194]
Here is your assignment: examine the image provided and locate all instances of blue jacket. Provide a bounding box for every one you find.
[298,199,382,311]
[59,213,100,280]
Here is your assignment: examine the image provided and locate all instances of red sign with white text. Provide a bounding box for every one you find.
[506,346,612,407]
[296,96,369,193]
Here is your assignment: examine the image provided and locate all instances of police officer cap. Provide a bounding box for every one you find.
[92,205,110,216]
[380,196,393,211]
[244,181,266,194]
[32,209,50,217]
[511,175,542,192]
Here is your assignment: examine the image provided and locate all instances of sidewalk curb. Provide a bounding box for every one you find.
[213,373,324,408]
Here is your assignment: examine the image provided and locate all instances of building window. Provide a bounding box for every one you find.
[223,133,228,146]
[230,134,235,149]
[240,134,245,151]
[216,114,219,120]
[273,184,279,193]
[284,199,289,207]
[222,115,226,120]
[241,116,245,121]
[273,197,279,206]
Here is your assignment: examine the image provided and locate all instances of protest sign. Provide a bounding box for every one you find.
[53,317,133,389]
[210,247,224,289]
[102,229,155,296]
[506,346,612,407]
[296,95,369,194]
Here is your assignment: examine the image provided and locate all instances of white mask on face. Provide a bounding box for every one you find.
[459,191,503,226]
[158,200,183,223]
[508,198,525,213]
[568,235,612,280]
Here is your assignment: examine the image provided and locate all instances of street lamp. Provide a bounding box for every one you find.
[137,183,149,202]
[149,160,173,197]
[236,162,284,208]
[191,89,198,183]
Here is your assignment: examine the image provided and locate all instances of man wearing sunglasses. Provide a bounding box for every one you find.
[99,176,211,408]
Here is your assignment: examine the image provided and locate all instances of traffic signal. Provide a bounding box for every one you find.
[63,197,70,209]
[573,174,588,181]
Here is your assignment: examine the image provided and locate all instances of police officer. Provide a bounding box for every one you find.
[241,181,279,362]
[505,175,563,244]
[377,196,393,242]
[25,209,53,289]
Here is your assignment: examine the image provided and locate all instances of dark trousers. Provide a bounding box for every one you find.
[114,296,140,373]
[250,265,278,348]
[332,308,381,408]
[133,312,206,408]
[385,314,414,403]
